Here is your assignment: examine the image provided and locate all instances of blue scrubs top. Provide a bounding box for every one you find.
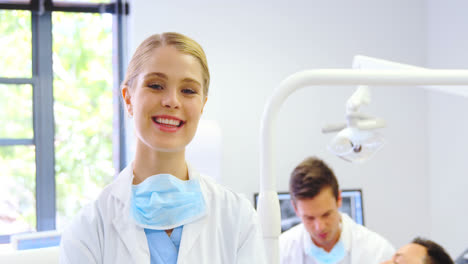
[144,226,183,264]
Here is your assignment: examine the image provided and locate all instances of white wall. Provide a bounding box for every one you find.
[129,0,430,250]
[427,0,468,258]
[427,0,468,69]
[427,93,468,258]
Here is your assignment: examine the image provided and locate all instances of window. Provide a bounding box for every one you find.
[0,0,128,246]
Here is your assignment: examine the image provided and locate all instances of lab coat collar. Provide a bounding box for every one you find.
[111,164,149,263]
[339,213,353,252]
[302,212,352,255]
[111,164,133,205]
[110,162,209,262]
[176,162,209,260]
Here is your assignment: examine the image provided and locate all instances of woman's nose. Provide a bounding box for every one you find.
[161,89,180,109]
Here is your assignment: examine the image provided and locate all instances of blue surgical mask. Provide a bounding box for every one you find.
[130,174,206,230]
[307,239,346,264]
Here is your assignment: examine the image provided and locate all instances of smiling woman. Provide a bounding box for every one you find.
[59,32,267,264]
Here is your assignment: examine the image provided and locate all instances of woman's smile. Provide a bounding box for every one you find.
[152,115,185,132]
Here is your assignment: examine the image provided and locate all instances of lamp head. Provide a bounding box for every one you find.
[322,86,386,163]
[327,126,385,163]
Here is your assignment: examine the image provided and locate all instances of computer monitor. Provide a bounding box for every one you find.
[254,189,364,233]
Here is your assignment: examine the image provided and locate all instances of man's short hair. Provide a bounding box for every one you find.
[411,237,454,264]
[289,156,339,201]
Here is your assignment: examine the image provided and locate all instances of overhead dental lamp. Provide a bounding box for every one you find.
[322,85,386,163]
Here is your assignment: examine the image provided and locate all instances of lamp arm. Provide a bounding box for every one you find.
[346,85,371,113]
[259,68,468,264]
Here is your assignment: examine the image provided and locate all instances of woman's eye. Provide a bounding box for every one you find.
[148,84,163,90]
[182,88,196,94]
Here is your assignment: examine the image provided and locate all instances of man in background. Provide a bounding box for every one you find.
[280,156,394,264]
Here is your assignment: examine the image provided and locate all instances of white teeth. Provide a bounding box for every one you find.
[156,117,181,126]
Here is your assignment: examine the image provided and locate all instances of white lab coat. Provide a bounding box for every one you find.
[279,213,394,264]
[60,164,266,264]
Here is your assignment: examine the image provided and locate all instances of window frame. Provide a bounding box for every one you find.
[0,0,128,243]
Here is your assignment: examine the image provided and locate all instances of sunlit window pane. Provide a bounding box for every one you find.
[0,10,31,78]
[0,84,33,139]
[0,145,36,235]
[52,12,114,228]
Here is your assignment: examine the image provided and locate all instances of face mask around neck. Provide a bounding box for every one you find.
[130,173,206,230]
[307,239,346,264]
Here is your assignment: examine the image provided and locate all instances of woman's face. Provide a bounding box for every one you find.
[123,45,207,153]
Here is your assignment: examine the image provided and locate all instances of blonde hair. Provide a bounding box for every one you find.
[122,32,210,96]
